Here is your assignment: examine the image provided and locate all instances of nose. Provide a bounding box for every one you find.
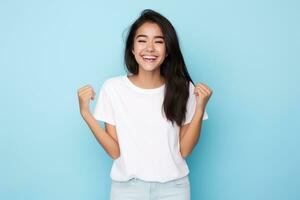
[145,41,155,51]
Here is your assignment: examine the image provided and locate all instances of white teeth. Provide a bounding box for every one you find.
[142,56,157,59]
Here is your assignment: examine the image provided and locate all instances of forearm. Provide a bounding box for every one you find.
[180,109,204,158]
[81,111,120,159]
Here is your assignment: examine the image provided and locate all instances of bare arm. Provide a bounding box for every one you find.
[179,82,213,158]
[179,109,204,158]
[77,84,120,160]
[81,111,120,159]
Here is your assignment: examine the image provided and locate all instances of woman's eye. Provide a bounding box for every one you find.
[137,40,164,43]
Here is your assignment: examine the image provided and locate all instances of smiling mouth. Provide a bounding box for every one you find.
[142,55,158,62]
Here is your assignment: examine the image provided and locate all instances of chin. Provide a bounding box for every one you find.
[141,66,159,72]
[138,60,164,71]
[142,62,162,70]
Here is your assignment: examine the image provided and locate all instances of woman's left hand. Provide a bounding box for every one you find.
[194,83,213,113]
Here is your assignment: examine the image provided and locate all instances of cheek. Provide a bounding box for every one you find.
[132,44,144,55]
[158,46,167,55]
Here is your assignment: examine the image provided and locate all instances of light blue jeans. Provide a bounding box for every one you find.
[110,175,190,200]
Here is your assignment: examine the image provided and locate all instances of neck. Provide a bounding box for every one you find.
[128,69,165,89]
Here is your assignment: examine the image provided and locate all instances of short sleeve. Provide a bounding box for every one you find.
[183,82,208,125]
[92,83,116,126]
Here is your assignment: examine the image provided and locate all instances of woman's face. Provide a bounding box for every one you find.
[132,22,168,72]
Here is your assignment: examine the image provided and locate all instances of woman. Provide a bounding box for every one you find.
[77,9,213,200]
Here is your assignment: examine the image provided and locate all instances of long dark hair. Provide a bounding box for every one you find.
[124,9,194,127]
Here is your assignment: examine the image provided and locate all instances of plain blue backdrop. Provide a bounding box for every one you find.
[1,0,299,199]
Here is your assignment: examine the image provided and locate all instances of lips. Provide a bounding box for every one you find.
[142,55,158,62]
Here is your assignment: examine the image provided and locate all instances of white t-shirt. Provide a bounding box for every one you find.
[92,74,208,183]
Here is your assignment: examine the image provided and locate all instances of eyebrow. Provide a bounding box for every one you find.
[135,34,164,39]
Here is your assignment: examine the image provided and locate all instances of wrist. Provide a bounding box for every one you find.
[194,109,204,119]
[81,110,91,118]
[195,104,205,114]
[194,105,205,119]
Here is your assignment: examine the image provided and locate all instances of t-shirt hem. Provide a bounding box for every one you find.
[110,171,190,183]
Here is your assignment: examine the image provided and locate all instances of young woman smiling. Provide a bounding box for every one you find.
[77,9,213,200]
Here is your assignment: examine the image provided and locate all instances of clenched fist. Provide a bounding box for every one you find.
[77,84,96,116]
[194,83,213,113]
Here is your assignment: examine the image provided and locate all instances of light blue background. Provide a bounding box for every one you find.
[1,0,299,199]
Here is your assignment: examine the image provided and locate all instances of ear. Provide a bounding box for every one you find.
[132,48,135,55]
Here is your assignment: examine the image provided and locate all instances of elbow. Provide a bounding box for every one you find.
[180,149,191,158]
[110,150,120,160]
[111,153,120,160]
[112,155,120,160]
[110,144,120,160]
[180,143,192,158]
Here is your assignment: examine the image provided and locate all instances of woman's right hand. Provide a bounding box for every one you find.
[77,84,96,116]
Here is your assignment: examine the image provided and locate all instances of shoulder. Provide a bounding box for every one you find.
[188,81,195,92]
[188,81,194,88]
[102,74,126,90]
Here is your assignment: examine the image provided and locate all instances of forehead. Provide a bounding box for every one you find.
[135,22,163,38]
